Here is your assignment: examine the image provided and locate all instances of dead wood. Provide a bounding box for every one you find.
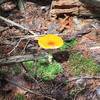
[0,16,35,35]
[50,0,100,18]
[0,54,36,65]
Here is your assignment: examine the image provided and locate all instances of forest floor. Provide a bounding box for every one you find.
[0,0,100,100]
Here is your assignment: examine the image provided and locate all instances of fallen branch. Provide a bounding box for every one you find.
[0,16,35,35]
[0,54,36,65]
[68,76,100,83]
[8,29,90,41]
[90,46,100,50]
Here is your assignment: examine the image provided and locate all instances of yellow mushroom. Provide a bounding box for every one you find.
[38,34,64,49]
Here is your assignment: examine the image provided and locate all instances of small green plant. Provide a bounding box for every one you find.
[69,52,100,76]
[23,61,34,71]
[60,38,77,51]
[23,54,63,81]
[15,94,25,100]
[36,61,63,80]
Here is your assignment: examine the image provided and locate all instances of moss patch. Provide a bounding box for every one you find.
[60,38,77,51]
[36,61,63,80]
[68,52,100,76]
[23,60,63,81]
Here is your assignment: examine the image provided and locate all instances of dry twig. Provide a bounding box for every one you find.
[0,16,35,35]
[68,76,100,83]
[8,39,22,55]
[0,54,36,65]
[21,39,30,54]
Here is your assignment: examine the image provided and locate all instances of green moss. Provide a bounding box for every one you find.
[23,60,63,81]
[23,61,34,71]
[36,61,63,80]
[15,94,25,100]
[69,52,100,76]
[60,38,77,51]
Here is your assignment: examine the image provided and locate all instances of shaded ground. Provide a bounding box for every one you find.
[0,0,100,100]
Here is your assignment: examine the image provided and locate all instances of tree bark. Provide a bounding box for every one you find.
[80,0,100,7]
[50,0,100,18]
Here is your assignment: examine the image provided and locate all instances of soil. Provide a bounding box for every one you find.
[0,0,100,100]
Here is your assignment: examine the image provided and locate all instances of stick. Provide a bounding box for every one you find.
[68,76,100,83]
[7,26,91,40]
[90,46,100,50]
[21,39,30,54]
[0,54,36,65]
[0,16,35,35]
[8,39,22,55]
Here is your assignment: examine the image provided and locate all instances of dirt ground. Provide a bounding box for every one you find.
[0,0,100,100]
